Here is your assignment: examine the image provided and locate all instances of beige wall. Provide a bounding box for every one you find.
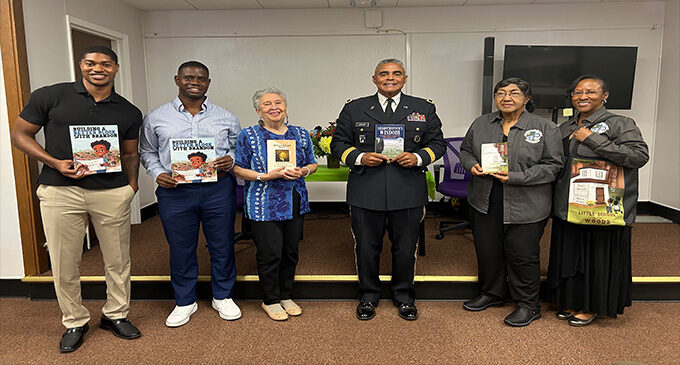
[651,0,680,209]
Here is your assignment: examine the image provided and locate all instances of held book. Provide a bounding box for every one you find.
[69,125,122,175]
[481,142,508,173]
[170,138,218,183]
[375,124,404,159]
[267,139,296,172]
[566,158,625,226]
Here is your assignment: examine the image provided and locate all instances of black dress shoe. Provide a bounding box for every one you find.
[462,294,506,312]
[395,303,418,321]
[504,307,541,327]
[568,313,597,327]
[356,302,378,321]
[60,323,89,353]
[99,316,141,339]
[556,310,575,320]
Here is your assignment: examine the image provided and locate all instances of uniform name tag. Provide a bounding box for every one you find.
[355,122,370,128]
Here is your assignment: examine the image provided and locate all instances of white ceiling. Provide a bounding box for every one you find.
[120,0,657,11]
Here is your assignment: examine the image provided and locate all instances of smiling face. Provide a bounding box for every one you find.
[571,78,609,117]
[494,84,528,115]
[175,66,210,100]
[92,143,109,157]
[257,93,287,125]
[79,52,119,88]
[189,155,205,168]
[372,63,407,98]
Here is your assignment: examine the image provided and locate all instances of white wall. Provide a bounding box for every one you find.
[22,0,155,209]
[651,0,680,210]
[0,54,25,278]
[143,1,666,202]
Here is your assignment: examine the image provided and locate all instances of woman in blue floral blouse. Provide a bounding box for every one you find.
[234,88,318,321]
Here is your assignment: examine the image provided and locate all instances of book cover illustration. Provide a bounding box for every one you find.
[567,158,625,226]
[375,124,404,159]
[69,125,121,175]
[170,138,217,183]
[267,139,296,172]
[481,142,508,173]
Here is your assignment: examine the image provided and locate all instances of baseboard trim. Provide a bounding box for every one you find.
[638,201,680,223]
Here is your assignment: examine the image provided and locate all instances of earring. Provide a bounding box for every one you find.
[602,99,608,104]
[285,114,289,125]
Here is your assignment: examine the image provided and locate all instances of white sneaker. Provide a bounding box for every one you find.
[212,298,242,320]
[165,302,198,327]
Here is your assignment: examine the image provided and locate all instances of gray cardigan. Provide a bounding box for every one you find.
[460,111,563,224]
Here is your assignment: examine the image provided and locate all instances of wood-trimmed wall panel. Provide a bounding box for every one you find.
[1,0,48,275]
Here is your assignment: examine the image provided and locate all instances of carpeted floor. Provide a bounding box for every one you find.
[1,298,678,364]
[39,213,680,277]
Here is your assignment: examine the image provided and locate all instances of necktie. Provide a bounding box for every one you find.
[385,98,394,120]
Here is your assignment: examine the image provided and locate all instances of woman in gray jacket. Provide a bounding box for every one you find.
[460,77,563,327]
[547,75,649,326]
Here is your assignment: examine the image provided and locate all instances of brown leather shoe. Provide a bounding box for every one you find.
[262,303,288,321]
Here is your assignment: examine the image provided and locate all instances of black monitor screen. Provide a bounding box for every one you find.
[502,45,638,109]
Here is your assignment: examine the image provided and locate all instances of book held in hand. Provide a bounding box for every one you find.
[69,125,121,175]
[375,124,404,159]
[481,142,508,173]
[170,138,218,183]
[267,140,296,172]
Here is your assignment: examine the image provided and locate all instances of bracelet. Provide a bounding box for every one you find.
[302,167,311,177]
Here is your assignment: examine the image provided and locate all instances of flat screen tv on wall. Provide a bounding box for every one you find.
[502,45,638,109]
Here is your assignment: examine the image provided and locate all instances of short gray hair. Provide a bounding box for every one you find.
[375,58,405,73]
[252,87,287,111]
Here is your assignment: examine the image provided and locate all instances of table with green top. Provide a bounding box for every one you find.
[305,166,436,200]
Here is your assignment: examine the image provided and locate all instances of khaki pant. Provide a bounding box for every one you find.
[36,184,135,328]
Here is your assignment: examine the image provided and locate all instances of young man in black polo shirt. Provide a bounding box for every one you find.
[11,46,142,353]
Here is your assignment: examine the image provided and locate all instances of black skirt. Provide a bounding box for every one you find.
[546,218,632,318]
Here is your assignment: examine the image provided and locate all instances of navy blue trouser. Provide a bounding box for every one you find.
[156,175,237,305]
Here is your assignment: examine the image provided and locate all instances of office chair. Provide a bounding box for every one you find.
[435,137,471,240]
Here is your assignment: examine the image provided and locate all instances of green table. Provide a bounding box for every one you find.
[306,166,436,200]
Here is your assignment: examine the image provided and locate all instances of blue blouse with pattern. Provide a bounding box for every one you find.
[235,124,317,221]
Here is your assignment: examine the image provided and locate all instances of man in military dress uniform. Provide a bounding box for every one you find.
[331,59,446,321]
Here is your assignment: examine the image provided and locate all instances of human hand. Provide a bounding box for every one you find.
[282,167,304,180]
[53,159,88,179]
[489,170,509,184]
[263,167,287,181]
[128,181,139,193]
[156,172,178,188]
[470,163,486,176]
[361,152,389,166]
[573,125,593,142]
[214,155,234,171]
[391,152,418,167]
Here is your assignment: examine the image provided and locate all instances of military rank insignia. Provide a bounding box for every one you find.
[407,112,426,122]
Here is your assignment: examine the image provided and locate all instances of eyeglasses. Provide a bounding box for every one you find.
[570,90,602,97]
[494,91,524,98]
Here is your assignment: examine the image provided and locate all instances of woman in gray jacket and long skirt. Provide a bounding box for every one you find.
[460,77,563,327]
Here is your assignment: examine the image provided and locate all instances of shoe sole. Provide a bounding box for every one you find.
[212,302,242,321]
[568,316,597,327]
[504,313,542,327]
[462,301,506,312]
[166,304,198,328]
[99,323,142,340]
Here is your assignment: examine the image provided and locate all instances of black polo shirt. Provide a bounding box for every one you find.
[19,80,142,189]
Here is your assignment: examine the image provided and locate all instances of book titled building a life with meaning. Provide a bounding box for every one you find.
[170,138,218,183]
[69,125,121,175]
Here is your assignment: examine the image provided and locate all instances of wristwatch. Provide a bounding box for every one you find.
[256,173,263,181]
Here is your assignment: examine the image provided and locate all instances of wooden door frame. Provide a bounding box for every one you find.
[1,0,48,275]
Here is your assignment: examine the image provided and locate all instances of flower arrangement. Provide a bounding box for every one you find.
[310,122,336,158]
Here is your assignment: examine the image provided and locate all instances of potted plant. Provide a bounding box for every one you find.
[310,122,340,168]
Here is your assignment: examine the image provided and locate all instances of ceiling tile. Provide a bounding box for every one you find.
[256,0,329,9]
[396,0,466,6]
[187,0,263,9]
[463,0,532,5]
[533,0,602,3]
[120,0,196,10]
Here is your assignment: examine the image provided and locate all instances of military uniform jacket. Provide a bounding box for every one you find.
[330,93,446,211]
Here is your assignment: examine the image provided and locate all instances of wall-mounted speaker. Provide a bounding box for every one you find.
[482,37,495,115]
